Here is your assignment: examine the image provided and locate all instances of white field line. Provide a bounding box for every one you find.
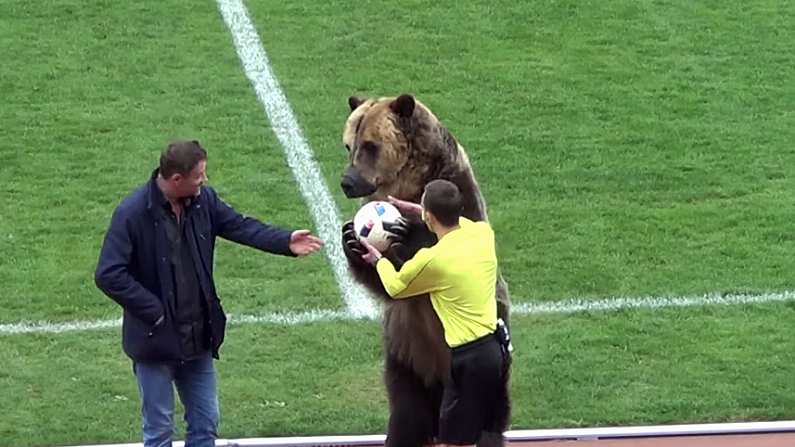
[216,0,376,319]
[0,309,351,335]
[513,290,795,314]
[3,291,794,335]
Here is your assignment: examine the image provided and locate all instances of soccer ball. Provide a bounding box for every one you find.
[353,201,403,251]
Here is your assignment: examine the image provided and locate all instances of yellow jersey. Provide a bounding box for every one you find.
[376,217,498,347]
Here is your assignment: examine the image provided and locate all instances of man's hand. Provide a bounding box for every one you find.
[289,230,323,256]
[387,195,423,217]
[359,238,383,266]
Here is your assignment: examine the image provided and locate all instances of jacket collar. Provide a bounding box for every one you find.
[145,169,162,213]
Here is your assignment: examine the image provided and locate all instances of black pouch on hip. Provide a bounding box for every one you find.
[495,318,513,355]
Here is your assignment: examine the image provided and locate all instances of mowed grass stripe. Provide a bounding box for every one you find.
[216,0,375,318]
[3,306,795,446]
[0,0,341,323]
[241,0,795,302]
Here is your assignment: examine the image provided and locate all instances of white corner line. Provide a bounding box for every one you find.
[3,290,794,335]
[215,0,376,319]
[0,309,356,335]
[514,290,795,315]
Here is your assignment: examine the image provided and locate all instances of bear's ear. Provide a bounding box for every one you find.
[389,94,416,118]
[349,96,366,111]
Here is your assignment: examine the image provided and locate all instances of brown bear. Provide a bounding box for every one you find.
[339,94,511,447]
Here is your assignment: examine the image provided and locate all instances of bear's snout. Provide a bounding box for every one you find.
[341,175,357,197]
[341,167,377,198]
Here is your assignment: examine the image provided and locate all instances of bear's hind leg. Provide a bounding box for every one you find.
[384,355,443,447]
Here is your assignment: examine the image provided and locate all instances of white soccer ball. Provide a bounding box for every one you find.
[353,201,403,252]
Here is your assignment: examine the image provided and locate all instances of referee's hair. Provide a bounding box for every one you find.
[423,179,463,227]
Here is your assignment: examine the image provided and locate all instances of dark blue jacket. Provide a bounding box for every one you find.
[95,170,295,362]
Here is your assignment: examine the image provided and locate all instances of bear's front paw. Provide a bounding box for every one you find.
[382,216,410,244]
[342,220,365,258]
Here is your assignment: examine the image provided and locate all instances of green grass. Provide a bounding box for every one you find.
[2,0,795,445]
[3,306,795,446]
[0,0,339,322]
[250,0,795,300]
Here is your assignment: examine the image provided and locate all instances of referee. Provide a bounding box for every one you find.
[359,179,509,447]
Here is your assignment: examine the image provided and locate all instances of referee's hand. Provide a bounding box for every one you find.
[387,195,423,217]
[359,238,383,266]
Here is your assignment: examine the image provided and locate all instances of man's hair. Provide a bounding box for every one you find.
[423,179,462,227]
[159,140,207,179]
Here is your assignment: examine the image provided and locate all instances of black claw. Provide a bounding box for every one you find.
[346,242,364,255]
[383,217,410,242]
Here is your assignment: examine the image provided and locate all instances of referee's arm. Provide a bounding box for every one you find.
[375,248,446,299]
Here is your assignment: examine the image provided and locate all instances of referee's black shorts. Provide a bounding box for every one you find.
[438,331,506,445]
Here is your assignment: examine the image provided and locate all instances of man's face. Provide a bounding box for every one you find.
[173,160,207,198]
[420,192,432,232]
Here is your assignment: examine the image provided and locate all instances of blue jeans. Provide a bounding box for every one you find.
[133,354,219,447]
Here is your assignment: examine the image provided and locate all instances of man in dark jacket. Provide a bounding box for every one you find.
[95,140,322,447]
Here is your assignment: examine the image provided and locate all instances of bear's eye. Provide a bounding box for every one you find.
[344,143,351,152]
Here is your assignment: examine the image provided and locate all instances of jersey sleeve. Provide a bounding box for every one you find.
[375,248,448,299]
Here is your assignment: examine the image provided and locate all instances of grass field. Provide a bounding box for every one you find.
[2,0,795,446]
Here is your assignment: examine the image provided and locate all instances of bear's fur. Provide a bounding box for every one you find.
[339,94,511,447]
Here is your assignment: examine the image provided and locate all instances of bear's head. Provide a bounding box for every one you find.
[340,94,463,204]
